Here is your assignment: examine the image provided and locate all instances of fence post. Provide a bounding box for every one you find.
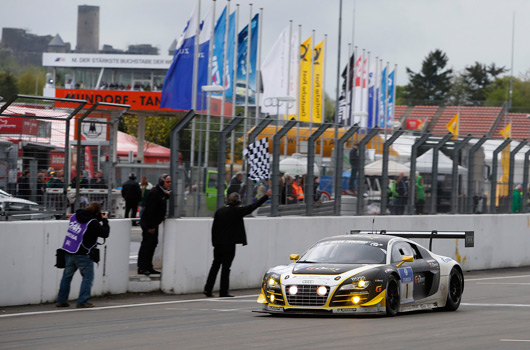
[466,136,488,213]
[430,133,453,214]
[271,118,298,216]
[490,138,511,214]
[356,127,380,215]
[333,125,359,215]
[507,140,526,213]
[305,123,331,215]
[451,135,472,214]
[407,132,430,214]
[381,129,405,215]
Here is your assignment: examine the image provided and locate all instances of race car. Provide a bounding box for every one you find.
[257,230,474,316]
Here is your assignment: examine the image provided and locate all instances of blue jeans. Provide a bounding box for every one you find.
[57,254,94,305]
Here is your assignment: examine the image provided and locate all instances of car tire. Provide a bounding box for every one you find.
[385,275,400,316]
[444,267,463,311]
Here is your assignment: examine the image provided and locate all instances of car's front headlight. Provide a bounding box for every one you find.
[264,273,281,291]
[338,278,371,291]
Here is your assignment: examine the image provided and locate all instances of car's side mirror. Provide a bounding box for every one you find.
[290,254,300,262]
[396,255,414,268]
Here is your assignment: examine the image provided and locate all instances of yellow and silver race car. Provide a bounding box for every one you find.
[257,230,474,316]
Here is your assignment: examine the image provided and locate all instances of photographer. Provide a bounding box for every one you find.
[56,201,110,308]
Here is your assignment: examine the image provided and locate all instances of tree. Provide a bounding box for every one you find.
[17,68,46,95]
[0,71,19,101]
[462,62,507,102]
[485,76,530,113]
[402,49,453,103]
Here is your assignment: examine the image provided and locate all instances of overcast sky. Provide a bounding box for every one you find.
[2,0,529,98]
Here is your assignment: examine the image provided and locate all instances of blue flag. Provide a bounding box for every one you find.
[211,9,236,99]
[236,14,259,105]
[367,71,375,129]
[378,67,387,127]
[386,70,395,124]
[160,8,212,110]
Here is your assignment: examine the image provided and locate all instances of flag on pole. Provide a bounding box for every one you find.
[500,123,511,139]
[211,7,227,89]
[299,36,312,122]
[336,53,354,125]
[160,8,199,110]
[260,27,298,115]
[446,113,459,138]
[236,14,259,105]
[378,66,387,127]
[243,137,270,180]
[312,40,324,123]
[386,69,395,125]
[160,7,211,110]
[367,70,375,128]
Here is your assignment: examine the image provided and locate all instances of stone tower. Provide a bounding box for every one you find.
[76,5,99,53]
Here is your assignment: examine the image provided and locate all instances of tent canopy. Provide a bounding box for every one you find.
[279,156,320,176]
[406,148,468,174]
[364,159,410,177]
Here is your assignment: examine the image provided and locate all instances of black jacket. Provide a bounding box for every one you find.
[140,185,169,229]
[211,194,269,247]
[349,147,360,169]
[122,179,142,202]
[72,208,110,255]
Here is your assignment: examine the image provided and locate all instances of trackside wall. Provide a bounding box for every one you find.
[1,214,529,306]
[161,214,530,294]
[0,220,130,307]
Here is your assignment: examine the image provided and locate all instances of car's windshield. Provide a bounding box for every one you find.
[298,240,386,264]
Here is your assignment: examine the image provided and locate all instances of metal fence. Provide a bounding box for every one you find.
[2,97,529,220]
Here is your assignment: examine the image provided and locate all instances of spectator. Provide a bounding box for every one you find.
[90,170,107,189]
[203,189,272,298]
[292,175,305,202]
[284,176,297,204]
[348,143,360,193]
[139,176,153,217]
[17,169,31,200]
[313,176,322,203]
[56,201,109,308]
[138,174,171,275]
[121,172,142,220]
[227,172,243,196]
[415,174,426,215]
[513,184,523,213]
[390,173,407,215]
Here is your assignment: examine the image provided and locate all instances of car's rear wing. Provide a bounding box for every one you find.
[350,230,474,250]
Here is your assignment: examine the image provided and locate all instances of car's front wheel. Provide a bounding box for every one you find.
[444,267,463,311]
[385,275,400,316]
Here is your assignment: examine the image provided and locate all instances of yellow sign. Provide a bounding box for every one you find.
[446,113,458,138]
[299,36,312,122]
[312,40,324,123]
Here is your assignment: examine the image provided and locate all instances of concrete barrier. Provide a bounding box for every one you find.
[2,214,530,306]
[0,219,130,307]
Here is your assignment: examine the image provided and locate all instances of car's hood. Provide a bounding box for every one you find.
[292,263,365,275]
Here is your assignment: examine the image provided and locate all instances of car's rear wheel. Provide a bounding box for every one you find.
[444,267,463,311]
[385,275,400,316]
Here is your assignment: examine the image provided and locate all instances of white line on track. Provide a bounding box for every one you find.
[466,274,530,282]
[476,282,530,285]
[462,303,530,308]
[500,339,530,342]
[0,294,259,319]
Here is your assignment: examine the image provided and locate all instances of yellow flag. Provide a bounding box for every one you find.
[299,36,312,122]
[500,123,511,139]
[446,114,458,137]
[312,40,324,123]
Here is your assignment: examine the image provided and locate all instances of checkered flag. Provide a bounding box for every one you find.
[244,138,271,181]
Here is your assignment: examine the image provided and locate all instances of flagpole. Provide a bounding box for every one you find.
[255,7,263,126]
[296,24,301,154]
[392,63,397,131]
[205,0,216,170]
[191,0,201,111]
[284,20,293,157]
[334,0,343,174]
[366,51,370,129]
[190,0,201,198]
[243,3,253,165]
[221,0,230,126]
[309,29,315,133]
[359,48,365,126]
[320,33,327,158]
[230,4,239,178]
[372,56,378,130]
[346,43,351,126]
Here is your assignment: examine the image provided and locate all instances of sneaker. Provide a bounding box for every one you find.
[56,302,70,307]
[148,269,161,274]
[203,290,214,297]
[76,303,95,308]
[138,269,150,276]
